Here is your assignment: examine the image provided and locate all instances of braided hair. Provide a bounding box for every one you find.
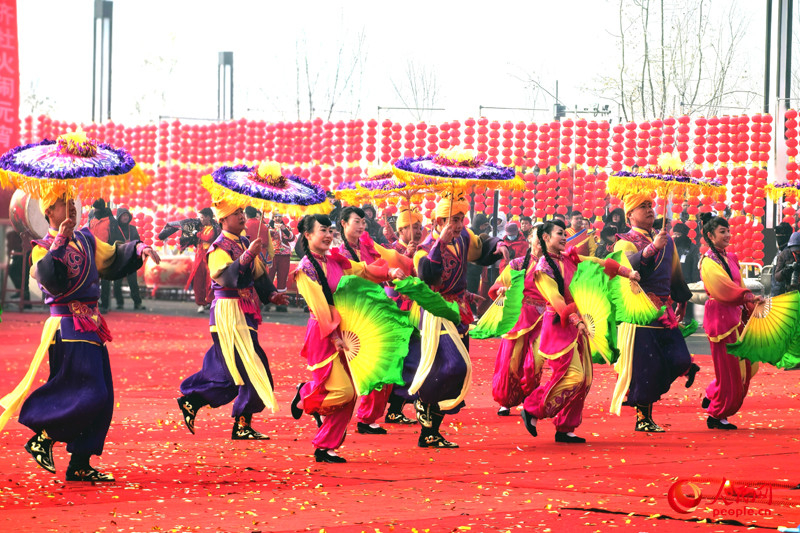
[701,214,734,280]
[298,214,335,306]
[538,220,567,296]
[339,206,366,261]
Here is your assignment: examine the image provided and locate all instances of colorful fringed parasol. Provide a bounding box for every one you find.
[393,148,526,193]
[202,161,331,217]
[0,129,149,206]
[608,152,726,217]
[334,164,438,207]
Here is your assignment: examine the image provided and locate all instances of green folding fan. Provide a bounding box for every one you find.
[333,275,415,396]
[391,276,461,324]
[607,250,664,325]
[727,291,800,367]
[569,260,619,364]
[471,269,525,339]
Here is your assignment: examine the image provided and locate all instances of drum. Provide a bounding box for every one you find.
[9,190,82,239]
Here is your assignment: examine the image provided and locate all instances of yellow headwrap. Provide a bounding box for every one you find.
[213,200,240,220]
[397,207,423,229]
[434,192,469,219]
[623,191,655,217]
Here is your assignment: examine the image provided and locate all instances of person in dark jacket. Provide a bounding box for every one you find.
[605,207,630,234]
[775,232,800,294]
[361,204,387,245]
[595,224,619,259]
[771,222,793,296]
[109,207,145,310]
[89,199,117,313]
[466,214,492,312]
[672,222,700,325]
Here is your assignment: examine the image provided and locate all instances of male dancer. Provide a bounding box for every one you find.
[0,195,159,481]
[178,200,288,440]
[565,210,596,257]
[610,193,700,431]
[410,193,508,447]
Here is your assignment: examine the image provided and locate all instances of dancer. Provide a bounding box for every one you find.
[0,195,159,481]
[291,214,406,462]
[699,215,762,429]
[186,207,219,313]
[410,193,509,448]
[337,206,414,435]
[610,194,700,431]
[519,220,638,443]
[488,228,544,416]
[178,201,288,440]
[384,207,424,425]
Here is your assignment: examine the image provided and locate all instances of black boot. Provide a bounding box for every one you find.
[177,394,207,435]
[418,407,458,448]
[25,430,56,474]
[385,395,416,424]
[66,454,114,482]
[701,396,711,409]
[414,400,433,429]
[685,363,700,388]
[635,404,664,432]
[232,413,270,440]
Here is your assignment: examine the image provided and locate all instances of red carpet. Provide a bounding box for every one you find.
[1,310,799,532]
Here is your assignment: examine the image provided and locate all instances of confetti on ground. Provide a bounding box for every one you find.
[0,310,798,532]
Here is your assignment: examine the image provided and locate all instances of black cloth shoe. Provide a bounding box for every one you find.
[707,416,737,430]
[357,422,387,434]
[555,432,586,443]
[521,409,538,437]
[385,412,416,425]
[685,363,700,388]
[702,397,711,409]
[115,304,124,310]
[314,448,346,463]
[418,433,459,448]
[232,415,269,440]
[291,383,305,420]
[635,404,665,432]
[177,396,202,434]
[65,465,115,482]
[312,412,323,428]
[497,407,511,416]
[133,304,146,311]
[25,431,55,474]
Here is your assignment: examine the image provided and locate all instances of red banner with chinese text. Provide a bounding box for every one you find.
[0,0,19,219]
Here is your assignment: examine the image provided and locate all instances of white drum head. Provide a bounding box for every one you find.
[9,190,82,239]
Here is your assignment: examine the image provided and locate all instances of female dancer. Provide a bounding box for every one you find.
[291,214,405,462]
[338,206,414,434]
[699,215,762,429]
[520,220,639,443]
[488,228,544,416]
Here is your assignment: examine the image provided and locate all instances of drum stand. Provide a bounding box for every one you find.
[1,229,40,311]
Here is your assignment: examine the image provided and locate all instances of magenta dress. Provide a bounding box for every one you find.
[488,256,545,408]
[700,249,756,420]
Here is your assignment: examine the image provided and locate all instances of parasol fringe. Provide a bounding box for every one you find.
[0,165,150,206]
[201,173,333,217]
[392,167,527,192]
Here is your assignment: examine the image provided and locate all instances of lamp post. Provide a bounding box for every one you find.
[91,0,113,122]
[218,52,234,121]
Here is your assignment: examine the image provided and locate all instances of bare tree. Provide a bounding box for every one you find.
[133,49,177,121]
[21,80,54,117]
[390,60,440,121]
[592,0,757,121]
[294,23,367,121]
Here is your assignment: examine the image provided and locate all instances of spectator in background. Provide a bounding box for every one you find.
[595,225,618,259]
[6,230,31,307]
[244,206,274,271]
[672,222,701,325]
[679,200,691,223]
[500,222,528,270]
[519,216,533,239]
[467,213,492,313]
[361,204,387,245]
[186,207,219,313]
[110,207,146,310]
[605,207,630,233]
[774,232,800,295]
[269,215,294,312]
[771,222,793,296]
[89,199,116,313]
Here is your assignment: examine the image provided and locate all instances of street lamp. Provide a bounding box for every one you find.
[91,0,113,122]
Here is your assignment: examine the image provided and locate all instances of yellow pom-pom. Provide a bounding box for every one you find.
[257,161,282,179]
[656,152,683,172]
[366,163,393,179]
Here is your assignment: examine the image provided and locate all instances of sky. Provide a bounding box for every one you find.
[16,0,768,125]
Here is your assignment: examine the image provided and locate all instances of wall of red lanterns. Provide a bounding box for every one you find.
[18,111,787,265]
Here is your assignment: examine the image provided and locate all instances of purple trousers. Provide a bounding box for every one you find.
[19,334,114,456]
